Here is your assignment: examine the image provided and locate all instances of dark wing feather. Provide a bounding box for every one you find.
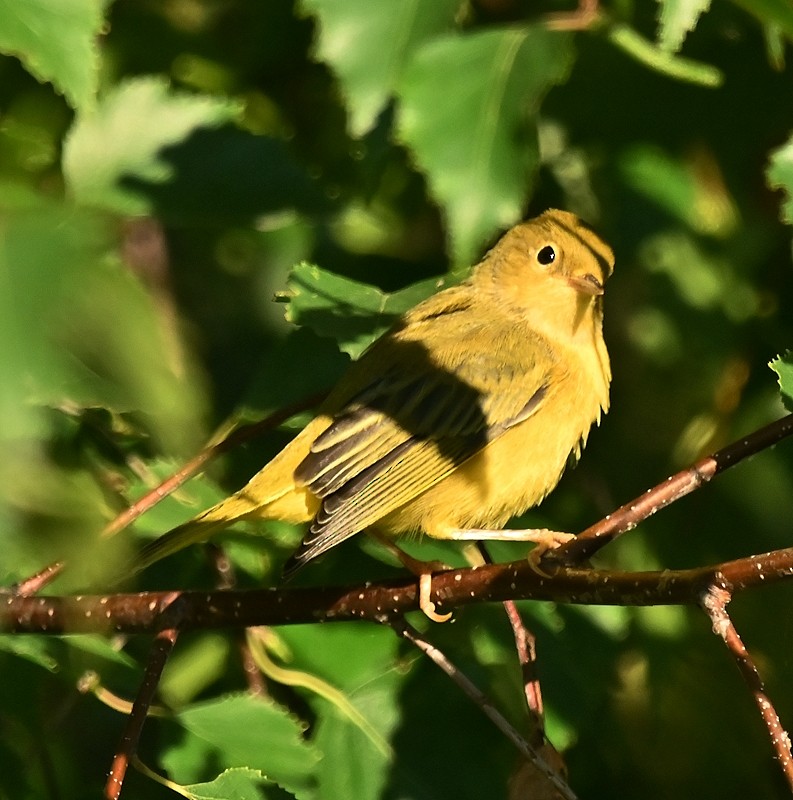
[284,308,553,576]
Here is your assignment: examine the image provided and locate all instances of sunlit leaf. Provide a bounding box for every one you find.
[0,636,59,671]
[168,694,319,799]
[0,0,103,111]
[185,768,276,800]
[656,0,712,53]
[619,144,736,235]
[276,625,402,800]
[638,231,761,321]
[159,634,232,708]
[396,26,573,266]
[0,199,203,450]
[284,261,449,357]
[767,132,793,223]
[0,198,207,454]
[313,704,392,800]
[770,351,793,411]
[300,0,462,137]
[63,77,240,214]
[0,198,207,580]
[621,145,699,222]
[64,635,138,669]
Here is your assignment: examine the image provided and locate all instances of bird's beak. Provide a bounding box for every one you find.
[567,273,604,296]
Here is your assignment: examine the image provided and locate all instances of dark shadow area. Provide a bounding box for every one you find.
[122,127,331,225]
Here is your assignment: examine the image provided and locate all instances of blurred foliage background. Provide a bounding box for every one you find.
[2,0,793,798]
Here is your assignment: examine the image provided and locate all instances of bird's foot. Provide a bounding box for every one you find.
[367,530,453,622]
[524,530,575,577]
[419,573,453,623]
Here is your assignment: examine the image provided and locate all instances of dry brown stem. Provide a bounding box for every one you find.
[700,583,793,791]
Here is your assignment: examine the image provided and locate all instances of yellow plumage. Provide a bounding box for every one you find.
[135,209,614,577]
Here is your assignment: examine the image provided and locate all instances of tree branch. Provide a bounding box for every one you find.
[395,617,577,800]
[102,393,325,539]
[5,546,793,635]
[551,412,793,565]
[104,621,180,800]
[5,412,791,633]
[699,583,793,791]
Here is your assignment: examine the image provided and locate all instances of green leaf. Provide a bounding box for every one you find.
[159,634,232,708]
[0,0,104,111]
[314,705,392,800]
[767,132,793,223]
[731,0,793,41]
[284,262,449,357]
[0,203,112,437]
[396,26,574,267]
[169,694,320,799]
[62,77,240,214]
[607,22,722,86]
[0,636,59,672]
[276,625,402,800]
[770,351,793,412]
[621,145,699,222]
[656,0,712,53]
[62,635,138,669]
[638,231,761,321]
[764,22,786,70]
[619,144,736,235]
[277,623,400,692]
[124,460,229,537]
[185,768,277,800]
[300,0,462,137]
[0,456,111,583]
[0,199,205,450]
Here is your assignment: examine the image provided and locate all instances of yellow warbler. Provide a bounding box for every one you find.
[136,209,613,583]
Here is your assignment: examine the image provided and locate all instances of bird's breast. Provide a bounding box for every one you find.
[382,365,606,537]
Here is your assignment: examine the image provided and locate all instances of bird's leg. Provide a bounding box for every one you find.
[367,531,453,623]
[441,527,574,547]
[436,528,575,576]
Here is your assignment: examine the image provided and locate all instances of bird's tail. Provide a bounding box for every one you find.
[130,416,328,577]
[131,490,265,575]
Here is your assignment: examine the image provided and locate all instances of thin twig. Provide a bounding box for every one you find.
[7,545,793,635]
[206,542,269,696]
[553,413,793,565]
[501,600,544,735]
[393,617,577,800]
[8,561,65,597]
[699,583,793,791]
[545,0,600,31]
[78,670,168,717]
[8,393,326,602]
[104,602,181,800]
[102,392,325,538]
[477,543,545,738]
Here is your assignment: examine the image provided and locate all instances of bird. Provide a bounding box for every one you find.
[134,209,614,615]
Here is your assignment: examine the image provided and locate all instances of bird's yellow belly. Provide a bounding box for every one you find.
[380,380,602,538]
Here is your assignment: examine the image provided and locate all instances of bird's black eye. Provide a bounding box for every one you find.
[536,245,556,265]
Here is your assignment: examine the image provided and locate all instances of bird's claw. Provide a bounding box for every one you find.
[419,573,452,623]
[527,531,575,577]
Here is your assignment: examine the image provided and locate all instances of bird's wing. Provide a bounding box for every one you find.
[286,321,552,573]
